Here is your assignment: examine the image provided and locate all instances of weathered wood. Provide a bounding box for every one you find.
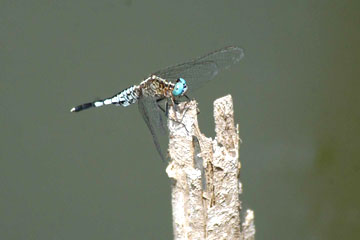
[166,95,255,240]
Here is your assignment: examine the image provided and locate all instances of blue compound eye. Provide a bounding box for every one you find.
[172,82,184,96]
[172,78,187,96]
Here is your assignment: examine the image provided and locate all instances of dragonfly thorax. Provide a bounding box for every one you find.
[138,75,175,98]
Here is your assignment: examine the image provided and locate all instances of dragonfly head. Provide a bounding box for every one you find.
[172,78,188,97]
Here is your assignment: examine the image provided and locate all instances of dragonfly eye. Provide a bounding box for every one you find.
[173,78,188,96]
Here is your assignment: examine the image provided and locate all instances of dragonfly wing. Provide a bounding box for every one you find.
[153,46,244,94]
[154,61,218,95]
[138,96,168,162]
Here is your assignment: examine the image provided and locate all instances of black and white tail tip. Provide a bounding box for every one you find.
[70,100,106,112]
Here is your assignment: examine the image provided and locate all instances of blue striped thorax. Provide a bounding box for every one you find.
[172,78,188,96]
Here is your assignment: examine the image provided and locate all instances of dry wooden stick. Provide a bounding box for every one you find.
[166,95,255,240]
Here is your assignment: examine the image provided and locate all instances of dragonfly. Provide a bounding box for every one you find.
[70,46,244,161]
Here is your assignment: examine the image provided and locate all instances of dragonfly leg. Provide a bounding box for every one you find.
[156,97,166,113]
[172,98,178,113]
[157,97,178,120]
[158,97,191,133]
[158,98,185,131]
[184,94,191,101]
[168,98,193,133]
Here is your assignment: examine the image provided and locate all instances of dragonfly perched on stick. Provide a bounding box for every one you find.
[70,46,244,161]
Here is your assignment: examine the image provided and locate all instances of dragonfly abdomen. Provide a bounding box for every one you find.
[111,85,140,107]
[70,85,140,112]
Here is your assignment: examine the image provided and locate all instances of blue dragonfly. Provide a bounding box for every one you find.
[71,46,244,160]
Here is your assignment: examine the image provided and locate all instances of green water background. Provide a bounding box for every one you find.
[1,1,359,239]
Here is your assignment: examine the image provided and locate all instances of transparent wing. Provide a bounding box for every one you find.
[153,46,244,94]
[138,96,168,161]
[137,46,244,161]
[154,61,218,95]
